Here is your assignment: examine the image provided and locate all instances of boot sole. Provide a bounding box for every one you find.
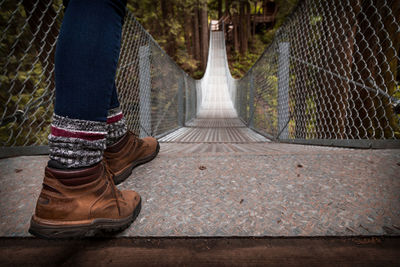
[113,142,160,185]
[28,199,142,239]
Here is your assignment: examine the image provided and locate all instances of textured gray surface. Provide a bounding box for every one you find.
[121,144,400,237]
[159,126,269,143]
[0,143,399,237]
[186,118,246,128]
[1,29,399,239]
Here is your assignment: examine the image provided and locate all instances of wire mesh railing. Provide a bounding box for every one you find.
[2,0,399,157]
[116,11,197,138]
[0,1,197,156]
[231,0,400,148]
[0,0,63,155]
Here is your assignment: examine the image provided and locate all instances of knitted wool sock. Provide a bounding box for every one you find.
[48,114,107,168]
[106,106,127,146]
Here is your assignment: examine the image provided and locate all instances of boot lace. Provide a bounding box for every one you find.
[130,131,144,146]
[103,160,121,215]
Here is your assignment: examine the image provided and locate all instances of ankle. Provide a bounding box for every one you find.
[45,161,103,186]
[106,107,127,146]
[106,132,129,153]
[48,114,107,168]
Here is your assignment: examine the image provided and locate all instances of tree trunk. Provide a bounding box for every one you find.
[200,1,208,70]
[312,0,355,139]
[225,0,230,16]
[193,6,201,61]
[218,0,222,19]
[161,0,173,20]
[161,0,175,56]
[239,1,247,55]
[252,1,257,36]
[262,0,268,16]
[348,0,400,138]
[290,0,314,139]
[246,2,251,41]
[184,8,192,57]
[233,14,239,53]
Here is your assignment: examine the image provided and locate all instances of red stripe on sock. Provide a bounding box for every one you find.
[107,113,123,124]
[51,126,105,141]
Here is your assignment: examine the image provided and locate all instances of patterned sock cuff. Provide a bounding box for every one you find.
[106,107,127,146]
[48,114,107,168]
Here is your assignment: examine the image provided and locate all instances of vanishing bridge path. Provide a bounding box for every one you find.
[160,31,268,145]
[1,28,399,238]
[1,1,400,263]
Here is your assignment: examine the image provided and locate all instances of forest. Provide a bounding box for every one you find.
[1,0,398,148]
[127,0,298,78]
[0,0,298,146]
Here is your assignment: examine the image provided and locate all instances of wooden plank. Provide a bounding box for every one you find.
[0,237,399,266]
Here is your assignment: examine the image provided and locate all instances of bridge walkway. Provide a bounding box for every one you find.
[0,31,399,238]
[160,30,268,145]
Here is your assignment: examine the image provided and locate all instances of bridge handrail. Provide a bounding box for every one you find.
[1,0,399,158]
[0,2,198,157]
[230,0,400,148]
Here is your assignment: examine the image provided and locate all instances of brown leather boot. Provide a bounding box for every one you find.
[104,131,159,184]
[29,161,141,239]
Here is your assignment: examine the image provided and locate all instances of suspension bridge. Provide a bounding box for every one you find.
[0,0,399,249]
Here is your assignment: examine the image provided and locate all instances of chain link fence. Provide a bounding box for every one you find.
[232,0,400,148]
[116,11,197,139]
[0,1,197,157]
[0,0,63,155]
[2,0,399,157]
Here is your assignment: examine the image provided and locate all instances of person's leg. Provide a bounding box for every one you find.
[106,83,127,146]
[109,82,121,110]
[29,0,141,239]
[49,0,127,169]
[55,0,125,122]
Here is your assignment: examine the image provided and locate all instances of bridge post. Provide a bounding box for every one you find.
[277,42,290,140]
[184,74,189,123]
[178,72,185,127]
[139,45,152,138]
[184,74,194,123]
[248,72,255,128]
[196,80,202,116]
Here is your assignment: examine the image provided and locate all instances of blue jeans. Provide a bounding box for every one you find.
[55,0,127,122]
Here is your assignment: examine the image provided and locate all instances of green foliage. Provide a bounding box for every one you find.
[228,34,265,78]
[395,84,400,134]
[127,0,299,79]
[1,2,61,146]
[274,0,299,26]
[227,0,299,78]
[128,0,202,77]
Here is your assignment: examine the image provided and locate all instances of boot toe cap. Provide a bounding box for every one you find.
[143,136,158,149]
[121,190,141,209]
[142,137,159,157]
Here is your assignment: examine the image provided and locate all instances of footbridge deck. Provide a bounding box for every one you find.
[160,31,268,145]
[0,30,399,238]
